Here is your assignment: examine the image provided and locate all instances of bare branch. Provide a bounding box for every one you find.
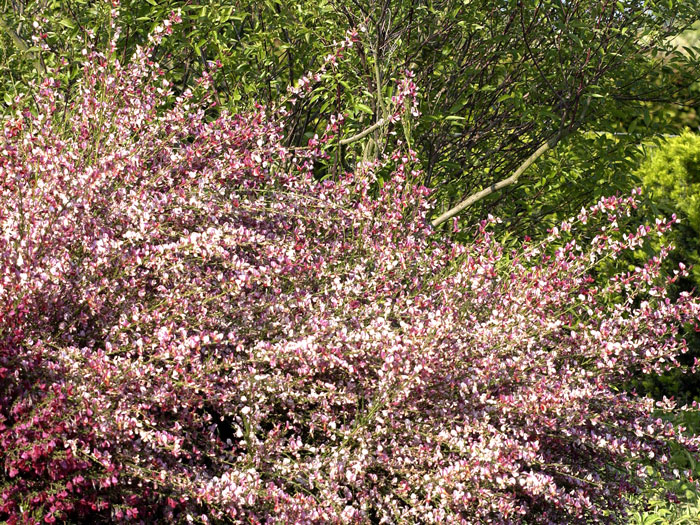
[431,133,560,227]
[339,117,387,145]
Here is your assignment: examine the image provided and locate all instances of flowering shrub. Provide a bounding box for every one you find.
[1,21,700,525]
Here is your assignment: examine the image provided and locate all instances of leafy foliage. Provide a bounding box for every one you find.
[1,21,700,524]
[662,21,700,131]
[625,132,700,403]
[1,0,698,229]
[637,132,700,290]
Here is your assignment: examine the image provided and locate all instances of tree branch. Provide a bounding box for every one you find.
[339,117,387,145]
[431,135,559,227]
[431,94,593,228]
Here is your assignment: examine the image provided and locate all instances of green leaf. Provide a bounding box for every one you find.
[355,103,373,115]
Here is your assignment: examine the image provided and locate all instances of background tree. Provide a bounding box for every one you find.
[2,0,698,233]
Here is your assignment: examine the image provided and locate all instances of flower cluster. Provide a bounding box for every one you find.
[286,28,360,101]
[1,27,699,525]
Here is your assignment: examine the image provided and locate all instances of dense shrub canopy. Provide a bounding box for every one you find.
[638,132,700,286]
[1,21,700,525]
